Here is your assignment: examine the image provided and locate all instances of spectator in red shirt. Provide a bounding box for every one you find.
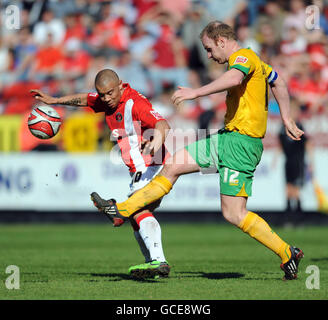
[133,0,158,22]
[288,59,327,115]
[60,38,90,83]
[63,14,87,43]
[89,3,130,56]
[146,11,190,96]
[29,33,63,82]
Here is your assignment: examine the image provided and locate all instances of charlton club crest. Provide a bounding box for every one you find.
[116,112,123,122]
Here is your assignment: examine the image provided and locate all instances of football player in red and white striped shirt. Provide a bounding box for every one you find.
[30,69,171,278]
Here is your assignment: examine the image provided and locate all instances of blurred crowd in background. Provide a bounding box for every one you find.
[0,0,328,149]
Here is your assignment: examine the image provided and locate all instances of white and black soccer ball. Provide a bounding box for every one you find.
[28,106,61,139]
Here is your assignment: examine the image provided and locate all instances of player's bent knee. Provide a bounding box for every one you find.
[221,208,235,225]
[161,164,180,181]
[221,207,247,226]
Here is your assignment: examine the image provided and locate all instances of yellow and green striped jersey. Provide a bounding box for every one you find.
[225,48,277,138]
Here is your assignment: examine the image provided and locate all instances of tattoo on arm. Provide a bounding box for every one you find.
[57,93,88,106]
[62,98,83,106]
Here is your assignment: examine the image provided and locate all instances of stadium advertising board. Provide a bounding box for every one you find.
[0,150,326,211]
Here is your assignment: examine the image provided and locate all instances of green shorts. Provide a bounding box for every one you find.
[185,129,263,197]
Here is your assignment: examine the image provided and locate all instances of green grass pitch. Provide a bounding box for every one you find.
[0,222,327,300]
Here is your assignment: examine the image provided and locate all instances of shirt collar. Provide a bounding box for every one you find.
[119,83,131,105]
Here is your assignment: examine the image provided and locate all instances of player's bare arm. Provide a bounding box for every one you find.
[141,120,170,155]
[30,89,88,107]
[270,76,304,141]
[172,68,244,105]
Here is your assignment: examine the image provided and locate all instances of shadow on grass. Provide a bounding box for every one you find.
[76,271,244,282]
[77,272,161,283]
[175,271,244,280]
[177,271,281,281]
[243,275,282,281]
[310,257,328,262]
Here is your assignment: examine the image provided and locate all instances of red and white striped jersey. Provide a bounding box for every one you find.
[87,83,169,172]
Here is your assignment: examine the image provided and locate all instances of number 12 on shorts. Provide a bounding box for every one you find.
[223,168,239,186]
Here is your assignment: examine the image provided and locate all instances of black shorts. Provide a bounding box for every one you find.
[285,161,305,187]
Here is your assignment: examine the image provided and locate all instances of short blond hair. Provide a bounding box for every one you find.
[200,21,237,41]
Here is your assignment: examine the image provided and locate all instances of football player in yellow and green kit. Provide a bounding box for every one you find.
[91,21,305,280]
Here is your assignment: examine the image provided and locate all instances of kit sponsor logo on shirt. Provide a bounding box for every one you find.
[234,56,248,64]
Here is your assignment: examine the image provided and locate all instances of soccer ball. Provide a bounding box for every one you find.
[28,106,61,139]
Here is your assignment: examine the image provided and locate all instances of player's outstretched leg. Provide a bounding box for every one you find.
[115,148,200,217]
[90,192,126,226]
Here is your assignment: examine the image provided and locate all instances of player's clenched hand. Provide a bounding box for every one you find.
[30,89,57,104]
[284,118,304,141]
[140,138,155,156]
[171,86,198,106]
